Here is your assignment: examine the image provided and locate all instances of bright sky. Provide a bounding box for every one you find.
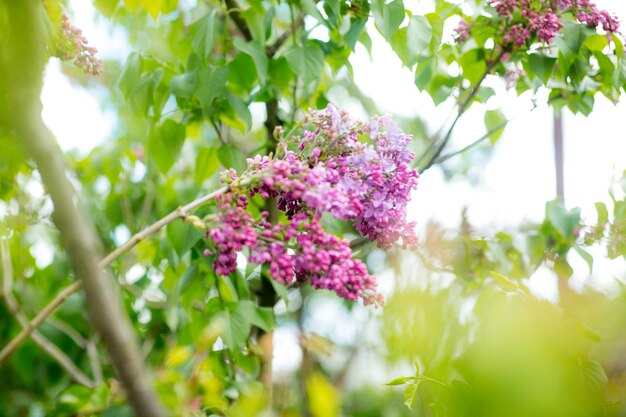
[40,0,626,378]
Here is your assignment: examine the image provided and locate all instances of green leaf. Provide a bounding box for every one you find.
[117,52,142,99]
[595,202,609,225]
[128,75,153,115]
[195,147,220,183]
[484,109,507,144]
[192,11,217,62]
[554,256,573,279]
[403,381,420,410]
[147,120,186,173]
[490,270,522,293]
[178,264,199,295]
[574,246,593,274]
[371,0,405,41]
[390,27,411,67]
[407,15,432,57]
[385,376,414,386]
[265,273,288,304]
[346,18,367,51]
[233,38,268,85]
[580,360,608,390]
[217,276,239,303]
[425,13,444,51]
[561,22,589,54]
[226,92,252,131]
[222,306,251,350]
[301,0,330,27]
[237,300,275,331]
[170,71,197,99]
[218,144,247,173]
[528,54,556,85]
[546,200,581,239]
[414,57,435,90]
[228,53,257,93]
[584,34,609,52]
[575,320,602,343]
[196,66,228,115]
[269,57,294,92]
[144,0,166,19]
[612,33,623,57]
[167,220,202,257]
[285,43,325,86]
[459,49,487,85]
[527,233,546,268]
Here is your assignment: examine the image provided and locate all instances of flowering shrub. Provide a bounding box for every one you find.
[205,106,419,306]
[457,0,620,47]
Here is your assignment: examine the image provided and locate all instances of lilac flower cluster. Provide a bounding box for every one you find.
[454,19,472,43]
[297,107,419,249]
[56,14,103,76]
[457,0,619,47]
[204,106,419,306]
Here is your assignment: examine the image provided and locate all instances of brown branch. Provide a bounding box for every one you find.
[100,185,229,267]
[433,120,509,164]
[0,280,83,363]
[266,13,305,57]
[1,242,95,387]
[4,3,167,416]
[224,0,253,41]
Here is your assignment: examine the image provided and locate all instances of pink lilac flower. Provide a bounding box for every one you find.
[56,14,103,76]
[204,105,420,306]
[208,193,257,276]
[504,67,526,89]
[503,23,531,47]
[454,19,472,43]
[478,0,619,49]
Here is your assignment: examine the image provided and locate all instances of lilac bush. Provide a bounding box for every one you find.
[204,106,419,306]
[456,0,619,47]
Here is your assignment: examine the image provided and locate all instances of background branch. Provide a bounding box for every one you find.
[0,185,230,363]
[418,50,506,172]
[433,120,509,165]
[1,242,95,387]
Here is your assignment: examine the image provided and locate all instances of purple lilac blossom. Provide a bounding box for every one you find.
[484,0,619,48]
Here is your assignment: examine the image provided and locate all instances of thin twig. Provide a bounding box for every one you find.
[266,13,305,57]
[224,0,253,41]
[0,280,83,363]
[47,317,87,348]
[0,242,95,387]
[433,120,509,164]
[419,50,507,173]
[87,338,104,386]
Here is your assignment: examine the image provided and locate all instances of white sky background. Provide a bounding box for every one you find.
[40,0,626,380]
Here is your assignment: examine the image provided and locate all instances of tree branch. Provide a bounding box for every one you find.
[4,3,167,416]
[433,120,509,165]
[1,242,96,387]
[266,13,305,57]
[418,49,506,173]
[224,0,253,41]
[0,280,83,364]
